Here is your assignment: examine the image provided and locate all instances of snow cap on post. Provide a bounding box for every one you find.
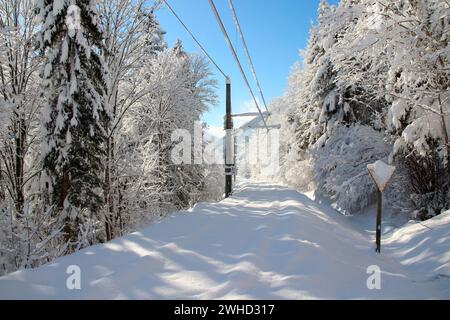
[367,160,396,192]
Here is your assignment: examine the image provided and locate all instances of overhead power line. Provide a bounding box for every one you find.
[228,0,270,115]
[207,0,269,132]
[162,0,228,79]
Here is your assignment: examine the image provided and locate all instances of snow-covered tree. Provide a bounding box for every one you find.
[0,0,63,275]
[0,0,41,217]
[330,0,449,217]
[0,0,220,275]
[121,41,216,226]
[36,0,110,251]
[100,0,167,240]
[382,0,449,217]
[277,0,449,217]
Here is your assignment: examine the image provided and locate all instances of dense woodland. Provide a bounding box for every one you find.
[265,0,449,218]
[0,0,223,275]
[0,0,448,276]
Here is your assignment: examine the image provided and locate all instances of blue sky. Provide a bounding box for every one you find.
[156,0,339,130]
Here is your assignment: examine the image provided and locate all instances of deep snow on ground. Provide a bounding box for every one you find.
[0,183,448,299]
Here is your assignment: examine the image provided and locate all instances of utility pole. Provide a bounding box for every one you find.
[225,77,234,197]
[234,135,237,184]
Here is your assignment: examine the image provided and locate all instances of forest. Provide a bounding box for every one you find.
[0,0,224,275]
[0,0,448,281]
[262,0,449,219]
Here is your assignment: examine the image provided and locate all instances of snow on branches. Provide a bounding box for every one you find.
[277,0,449,216]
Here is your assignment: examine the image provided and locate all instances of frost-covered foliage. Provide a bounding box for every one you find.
[118,43,217,230]
[0,0,56,274]
[331,0,449,217]
[238,101,284,183]
[312,125,391,214]
[277,0,449,217]
[0,0,220,275]
[99,2,218,239]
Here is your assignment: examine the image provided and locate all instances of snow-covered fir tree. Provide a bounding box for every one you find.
[36,0,110,252]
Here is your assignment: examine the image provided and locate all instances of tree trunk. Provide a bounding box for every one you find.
[104,136,115,242]
[0,160,4,201]
[104,86,118,242]
[14,114,26,217]
[438,94,449,173]
[61,169,76,253]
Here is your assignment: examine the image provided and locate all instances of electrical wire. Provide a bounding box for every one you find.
[208,0,269,131]
[228,0,270,115]
[162,0,228,79]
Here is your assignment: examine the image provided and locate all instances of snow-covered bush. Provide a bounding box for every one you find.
[282,154,315,193]
[202,165,225,202]
[398,143,450,220]
[0,199,65,276]
[311,125,391,215]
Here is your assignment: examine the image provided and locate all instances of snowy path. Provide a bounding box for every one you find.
[0,183,448,299]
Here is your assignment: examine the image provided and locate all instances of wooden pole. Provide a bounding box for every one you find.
[376,189,382,253]
[234,135,237,184]
[367,160,395,254]
[225,78,233,197]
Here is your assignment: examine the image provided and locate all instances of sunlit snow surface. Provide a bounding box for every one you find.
[0,183,448,299]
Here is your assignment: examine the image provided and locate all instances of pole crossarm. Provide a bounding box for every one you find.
[243,124,281,130]
[231,112,268,118]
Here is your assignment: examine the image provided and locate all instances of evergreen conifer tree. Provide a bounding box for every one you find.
[36,0,110,251]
